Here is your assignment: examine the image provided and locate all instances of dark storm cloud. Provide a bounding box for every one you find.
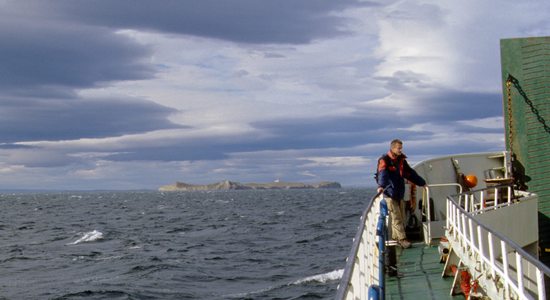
[252,116,404,148]
[0,144,34,150]
[106,145,229,162]
[417,91,502,121]
[374,71,503,121]
[102,115,432,162]
[102,118,376,162]
[0,97,185,143]
[0,17,155,94]
[247,89,503,152]
[12,0,376,44]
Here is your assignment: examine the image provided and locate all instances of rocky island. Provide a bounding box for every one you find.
[158,180,342,191]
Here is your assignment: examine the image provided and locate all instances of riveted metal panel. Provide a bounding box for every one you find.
[501,36,550,266]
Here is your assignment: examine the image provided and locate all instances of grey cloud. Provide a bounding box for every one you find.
[0,17,155,94]
[264,52,286,58]
[101,115,430,162]
[252,116,390,147]
[0,143,35,150]
[250,94,502,153]
[385,2,446,27]
[375,71,434,91]
[233,70,250,77]
[42,88,502,164]
[3,149,80,168]
[105,145,228,162]
[416,91,502,121]
[373,73,503,121]
[7,0,378,44]
[0,97,185,143]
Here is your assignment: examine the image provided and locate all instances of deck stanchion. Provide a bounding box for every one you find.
[468,219,475,251]
[516,252,524,298]
[536,268,545,300]
[477,225,484,259]
[488,232,496,279]
[446,199,450,231]
[461,213,467,244]
[501,240,510,299]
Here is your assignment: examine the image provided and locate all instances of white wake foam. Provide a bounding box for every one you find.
[224,269,344,299]
[291,269,344,285]
[70,230,104,245]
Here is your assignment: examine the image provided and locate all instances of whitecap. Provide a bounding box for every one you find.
[291,269,344,285]
[224,269,344,299]
[69,230,104,245]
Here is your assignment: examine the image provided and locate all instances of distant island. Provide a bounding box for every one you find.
[158,180,342,191]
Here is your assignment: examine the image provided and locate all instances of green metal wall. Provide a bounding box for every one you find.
[500,36,550,265]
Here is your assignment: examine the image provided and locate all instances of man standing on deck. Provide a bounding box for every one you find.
[377,139,426,249]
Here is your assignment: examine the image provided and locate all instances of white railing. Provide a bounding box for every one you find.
[336,192,384,300]
[446,186,550,300]
[457,184,520,214]
[422,183,463,244]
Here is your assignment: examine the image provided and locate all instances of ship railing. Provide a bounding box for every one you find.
[335,191,385,300]
[446,186,550,300]
[422,183,463,244]
[455,184,524,214]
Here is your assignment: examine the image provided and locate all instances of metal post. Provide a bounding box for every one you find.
[516,252,524,298]
[501,241,510,299]
[378,199,388,300]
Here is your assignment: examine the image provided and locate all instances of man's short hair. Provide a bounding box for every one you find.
[390,139,403,147]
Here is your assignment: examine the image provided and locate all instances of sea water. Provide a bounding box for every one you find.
[0,188,373,299]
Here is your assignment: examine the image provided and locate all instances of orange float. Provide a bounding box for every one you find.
[464,174,478,188]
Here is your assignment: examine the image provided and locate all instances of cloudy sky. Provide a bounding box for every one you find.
[0,0,548,190]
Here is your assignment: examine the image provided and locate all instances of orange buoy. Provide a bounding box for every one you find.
[464,174,478,188]
[460,270,472,298]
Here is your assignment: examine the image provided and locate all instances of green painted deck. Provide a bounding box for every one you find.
[385,243,464,300]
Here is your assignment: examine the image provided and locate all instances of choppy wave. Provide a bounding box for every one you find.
[291,269,344,285]
[1,189,370,299]
[226,269,345,298]
[69,230,104,245]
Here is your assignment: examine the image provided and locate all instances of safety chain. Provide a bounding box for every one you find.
[505,76,518,188]
[506,74,550,190]
[507,75,550,135]
[505,77,514,154]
